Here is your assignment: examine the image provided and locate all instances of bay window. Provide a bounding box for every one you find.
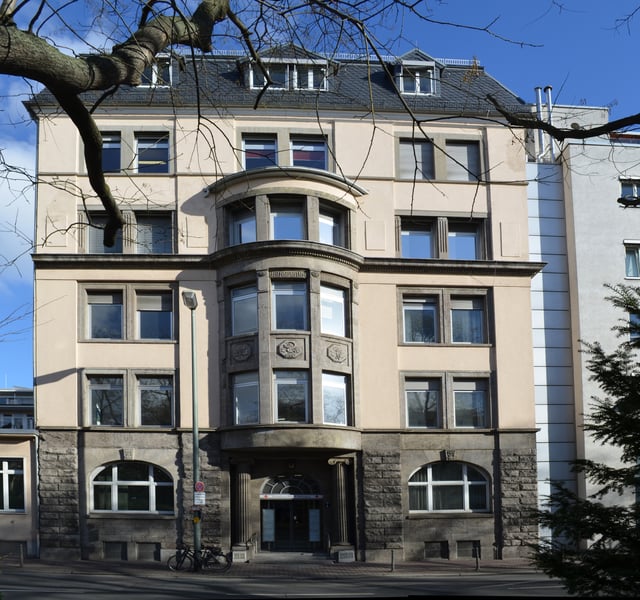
[272,281,308,330]
[322,372,348,425]
[232,285,258,335]
[275,371,309,423]
[233,372,260,425]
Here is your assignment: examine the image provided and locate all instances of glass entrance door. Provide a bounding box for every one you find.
[261,499,322,552]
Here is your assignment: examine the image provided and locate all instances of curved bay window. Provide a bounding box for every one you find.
[91,461,174,514]
[408,462,490,513]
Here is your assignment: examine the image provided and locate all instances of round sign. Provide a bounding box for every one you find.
[194,481,205,492]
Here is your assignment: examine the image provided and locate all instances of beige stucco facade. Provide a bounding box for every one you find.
[30,50,541,563]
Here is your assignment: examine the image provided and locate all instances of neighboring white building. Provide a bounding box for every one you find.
[527,94,639,510]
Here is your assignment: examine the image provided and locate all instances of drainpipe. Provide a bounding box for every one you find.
[544,85,555,161]
[535,87,546,160]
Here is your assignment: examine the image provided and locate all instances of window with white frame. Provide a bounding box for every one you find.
[625,243,640,277]
[231,285,258,336]
[405,378,440,428]
[87,372,174,428]
[322,372,348,425]
[135,133,169,173]
[408,462,490,512]
[400,216,486,260]
[453,379,489,428]
[92,462,174,513]
[250,61,328,91]
[274,370,309,423]
[399,139,435,180]
[87,291,123,339]
[0,458,25,511]
[243,136,278,170]
[400,289,488,346]
[400,66,436,95]
[272,281,308,330]
[320,285,346,337]
[232,372,259,425]
[84,286,174,342]
[621,180,640,198]
[291,137,327,170]
[136,292,173,340]
[403,296,439,343]
[445,140,481,181]
[140,57,172,87]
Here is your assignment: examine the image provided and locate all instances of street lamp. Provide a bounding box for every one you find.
[182,290,201,569]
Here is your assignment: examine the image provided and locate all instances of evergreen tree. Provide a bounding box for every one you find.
[532,284,640,597]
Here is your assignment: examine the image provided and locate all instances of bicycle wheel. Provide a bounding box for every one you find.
[203,553,229,572]
[167,553,193,571]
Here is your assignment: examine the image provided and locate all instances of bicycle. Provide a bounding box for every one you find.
[167,544,231,572]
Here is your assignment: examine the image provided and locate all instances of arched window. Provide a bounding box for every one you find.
[408,462,490,513]
[91,461,174,514]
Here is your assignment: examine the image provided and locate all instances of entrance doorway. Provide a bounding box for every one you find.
[260,476,324,553]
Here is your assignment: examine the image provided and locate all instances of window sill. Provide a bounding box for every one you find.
[88,512,175,520]
[81,339,176,344]
[407,512,492,519]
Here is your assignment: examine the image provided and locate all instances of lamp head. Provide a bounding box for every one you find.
[182,290,198,310]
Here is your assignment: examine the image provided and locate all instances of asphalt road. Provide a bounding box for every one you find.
[0,564,567,598]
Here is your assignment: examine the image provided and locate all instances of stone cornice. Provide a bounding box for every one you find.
[33,246,544,277]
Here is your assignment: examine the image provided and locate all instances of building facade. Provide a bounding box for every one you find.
[29,47,541,562]
[0,388,38,557]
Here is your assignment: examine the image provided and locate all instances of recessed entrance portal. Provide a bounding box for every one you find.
[260,476,323,552]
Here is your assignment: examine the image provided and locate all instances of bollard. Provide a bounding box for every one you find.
[390,548,395,572]
[19,543,24,567]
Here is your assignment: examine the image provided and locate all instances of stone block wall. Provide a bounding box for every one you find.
[360,436,403,562]
[38,431,81,559]
[497,438,538,558]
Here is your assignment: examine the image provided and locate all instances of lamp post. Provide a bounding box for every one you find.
[181,290,201,569]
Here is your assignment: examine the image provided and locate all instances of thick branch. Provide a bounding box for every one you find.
[487,94,640,141]
[0,0,230,92]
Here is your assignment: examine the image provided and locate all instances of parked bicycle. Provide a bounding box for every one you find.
[167,544,231,572]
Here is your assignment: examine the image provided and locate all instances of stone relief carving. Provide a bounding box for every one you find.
[277,340,302,359]
[327,344,347,363]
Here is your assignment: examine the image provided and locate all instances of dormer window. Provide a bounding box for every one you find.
[140,56,172,87]
[250,60,328,91]
[397,60,439,96]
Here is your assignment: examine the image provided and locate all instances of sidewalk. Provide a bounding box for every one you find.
[1,553,539,579]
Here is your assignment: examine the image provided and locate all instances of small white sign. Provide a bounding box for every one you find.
[194,492,206,506]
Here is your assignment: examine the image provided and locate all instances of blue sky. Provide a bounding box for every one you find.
[1,0,639,388]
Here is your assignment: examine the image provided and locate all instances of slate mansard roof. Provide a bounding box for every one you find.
[27,45,529,118]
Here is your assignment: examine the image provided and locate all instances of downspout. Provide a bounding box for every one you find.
[544,85,555,161]
[535,87,546,160]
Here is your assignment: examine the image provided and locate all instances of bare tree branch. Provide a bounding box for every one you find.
[487,94,640,141]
